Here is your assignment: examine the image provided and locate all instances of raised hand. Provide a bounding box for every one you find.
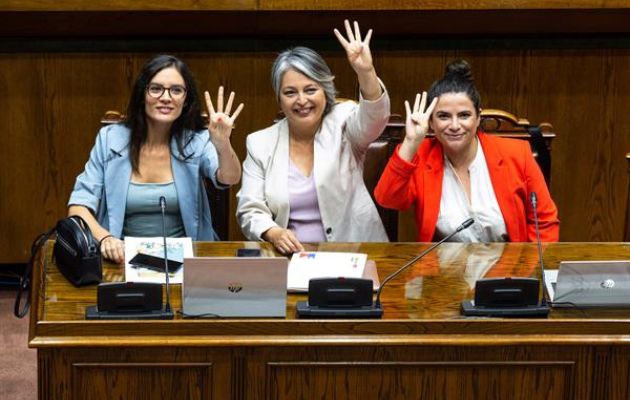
[398,91,438,162]
[405,92,437,143]
[204,86,244,151]
[334,19,374,75]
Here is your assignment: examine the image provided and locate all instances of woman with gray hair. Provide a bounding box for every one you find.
[237,20,390,254]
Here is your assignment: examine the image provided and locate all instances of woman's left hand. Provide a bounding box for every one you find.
[205,86,244,151]
[334,19,374,75]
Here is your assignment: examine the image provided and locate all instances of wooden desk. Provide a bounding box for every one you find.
[29,242,630,399]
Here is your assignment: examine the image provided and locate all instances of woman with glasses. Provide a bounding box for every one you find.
[68,54,243,263]
[236,20,390,255]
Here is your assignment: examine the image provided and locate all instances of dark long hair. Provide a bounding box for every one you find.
[427,59,481,114]
[125,55,206,173]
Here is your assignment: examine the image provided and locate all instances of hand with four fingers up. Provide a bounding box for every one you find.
[334,19,383,100]
[204,86,244,153]
[204,86,244,185]
[398,91,438,162]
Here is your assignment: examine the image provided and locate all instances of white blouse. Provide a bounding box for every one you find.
[434,138,508,242]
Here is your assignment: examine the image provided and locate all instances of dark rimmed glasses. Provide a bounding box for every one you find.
[146,83,187,100]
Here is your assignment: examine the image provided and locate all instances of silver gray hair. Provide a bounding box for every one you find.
[271,46,337,115]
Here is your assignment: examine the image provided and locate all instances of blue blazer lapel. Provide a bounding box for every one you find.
[172,142,200,238]
[104,147,131,238]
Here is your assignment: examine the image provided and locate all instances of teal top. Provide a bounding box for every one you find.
[68,124,226,241]
[123,181,186,238]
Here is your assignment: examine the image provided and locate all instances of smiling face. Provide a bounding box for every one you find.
[429,92,481,157]
[279,68,327,135]
[144,67,186,128]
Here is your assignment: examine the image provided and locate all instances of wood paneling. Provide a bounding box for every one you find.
[41,347,232,400]
[2,48,630,262]
[260,0,630,10]
[0,0,256,11]
[257,349,579,399]
[73,362,214,399]
[4,10,630,38]
[3,0,630,11]
[625,153,630,242]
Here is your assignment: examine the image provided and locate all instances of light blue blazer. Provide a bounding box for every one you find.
[68,123,224,240]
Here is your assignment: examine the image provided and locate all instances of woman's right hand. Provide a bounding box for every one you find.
[99,236,125,264]
[399,91,437,162]
[262,227,304,255]
[405,91,437,143]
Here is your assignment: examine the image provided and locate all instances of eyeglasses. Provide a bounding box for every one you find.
[146,83,187,100]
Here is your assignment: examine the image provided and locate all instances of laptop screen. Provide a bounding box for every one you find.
[554,260,630,307]
[182,257,288,318]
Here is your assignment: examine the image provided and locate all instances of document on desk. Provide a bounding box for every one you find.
[287,251,368,292]
[124,237,193,284]
[544,270,558,301]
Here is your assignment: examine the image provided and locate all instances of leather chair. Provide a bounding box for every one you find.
[625,152,630,242]
[364,115,404,242]
[100,111,230,240]
[478,109,555,186]
[365,109,556,242]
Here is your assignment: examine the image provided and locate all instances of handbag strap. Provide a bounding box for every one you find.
[14,227,56,318]
[67,214,98,254]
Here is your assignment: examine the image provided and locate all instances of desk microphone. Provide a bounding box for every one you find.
[159,196,173,317]
[84,197,175,320]
[461,192,550,317]
[296,218,474,318]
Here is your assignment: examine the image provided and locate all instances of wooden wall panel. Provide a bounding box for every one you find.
[266,360,573,399]
[0,0,256,11]
[2,48,630,262]
[4,0,629,12]
[42,347,232,400]
[247,345,590,399]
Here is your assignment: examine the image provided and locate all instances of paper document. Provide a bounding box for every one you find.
[543,270,558,301]
[124,237,193,284]
[287,251,371,292]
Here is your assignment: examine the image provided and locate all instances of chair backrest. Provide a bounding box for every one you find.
[364,117,404,242]
[100,110,230,241]
[625,152,630,242]
[478,109,555,185]
[364,109,556,242]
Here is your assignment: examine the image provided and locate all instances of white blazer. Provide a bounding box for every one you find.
[237,90,390,242]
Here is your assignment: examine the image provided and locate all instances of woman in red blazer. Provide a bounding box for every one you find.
[374,60,559,242]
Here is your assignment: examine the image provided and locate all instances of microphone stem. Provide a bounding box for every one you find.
[160,198,172,314]
[375,218,474,306]
[531,194,549,306]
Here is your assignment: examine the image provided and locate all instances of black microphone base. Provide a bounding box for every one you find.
[461,300,550,318]
[85,305,174,320]
[296,301,383,318]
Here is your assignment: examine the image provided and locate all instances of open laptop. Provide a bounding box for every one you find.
[554,260,630,307]
[182,257,288,318]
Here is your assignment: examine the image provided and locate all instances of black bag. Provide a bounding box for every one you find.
[53,216,102,286]
[14,215,102,318]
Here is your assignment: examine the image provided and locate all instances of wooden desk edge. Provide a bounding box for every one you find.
[29,334,630,348]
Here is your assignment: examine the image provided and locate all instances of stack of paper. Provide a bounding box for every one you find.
[287,251,368,292]
[124,237,193,284]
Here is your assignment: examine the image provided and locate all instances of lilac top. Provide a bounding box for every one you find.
[287,159,326,242]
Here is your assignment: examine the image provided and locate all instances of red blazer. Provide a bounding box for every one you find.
[374,132,560,242]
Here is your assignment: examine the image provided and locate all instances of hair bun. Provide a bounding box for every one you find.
[445,59,473,83]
